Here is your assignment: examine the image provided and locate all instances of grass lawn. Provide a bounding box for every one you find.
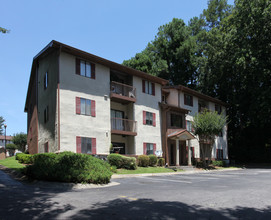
[116,167,184,174]
[0,156,25,172]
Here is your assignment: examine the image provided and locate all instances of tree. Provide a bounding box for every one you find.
[12,133,27,152]
[192,110,227,167]
[123,18,201,89]
[0,27,9,34]
[201,0,271,162]
[0,116,5,135]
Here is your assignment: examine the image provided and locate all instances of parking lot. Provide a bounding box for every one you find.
[1,168,271,219]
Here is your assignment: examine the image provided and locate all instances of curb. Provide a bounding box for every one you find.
[0,164,119,189]
[112,168,243,179]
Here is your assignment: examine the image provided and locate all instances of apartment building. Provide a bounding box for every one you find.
[24,40,167,157]
[161,86,228,166]
[24,40,228,165]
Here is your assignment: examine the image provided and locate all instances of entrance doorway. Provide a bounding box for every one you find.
[112,142,125,154]
[179,141,187,165]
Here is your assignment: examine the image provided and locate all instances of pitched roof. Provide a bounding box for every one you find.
[167,129,195,140]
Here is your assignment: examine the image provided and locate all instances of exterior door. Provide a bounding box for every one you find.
[111,109,124,130]
[170,143,175,166]
[180,141,187,165]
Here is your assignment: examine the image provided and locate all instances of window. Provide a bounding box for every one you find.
[142,80,155,96]
[198,100,208,112]
[44,72,48,90]
[76,97,95,117]
[143,143,156,155]
[76,136,96,154]
[170,113,182,128]
[215,104,222,114]
[146,112,153,125]
[186,120,192,132]
[217,149,223,160]
[44,106,49,123]
[184,94,193,106]
[44,142,49,153]
[111,109,124,130]
[162,95,167,104]
[76,58,95,79]
[143,111,156,126]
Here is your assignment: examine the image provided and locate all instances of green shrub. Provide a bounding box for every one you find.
[26,152,112,184]
[137,155,150,167]
[15,153,23,160]
[107,153,136,170]
[110,165,117,173]
[6,143,17,150]
[157,158,165,167]
[107,154,123,168]
[122,156,137,170]
[16,153,34,164]
[149,155,158,167]
[212,160,226,167]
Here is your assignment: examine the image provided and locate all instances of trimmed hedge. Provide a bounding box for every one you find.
[26,152,112,184]
[212,160,226,167]
[137,155,149,167]
[16,153,34,164]
[157,158,165,167]
[107,154,137,170]
[149,155,158,167]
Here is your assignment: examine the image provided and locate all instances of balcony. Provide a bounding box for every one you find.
[110,81,136,103]
[111,118,137,136]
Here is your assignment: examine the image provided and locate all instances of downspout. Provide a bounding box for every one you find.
[36,61,39,154]
[57,46,62,151]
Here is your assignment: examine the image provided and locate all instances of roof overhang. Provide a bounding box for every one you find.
[167,129,196,140]
[159,102,190,114]
[163,85,228,107]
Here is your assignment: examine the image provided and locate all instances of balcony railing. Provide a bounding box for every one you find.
[111,117,137,136]
[110,81,136,103]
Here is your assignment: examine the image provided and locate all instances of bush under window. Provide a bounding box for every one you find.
[107,153,136,170]
[25,152,112,184]
[137,155,150,167]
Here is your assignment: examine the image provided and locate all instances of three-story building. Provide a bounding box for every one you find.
[25,41,228,165]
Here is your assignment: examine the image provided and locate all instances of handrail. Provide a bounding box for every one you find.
[110,81,136,99]
[111,117,137,133]
[111,81,134,89]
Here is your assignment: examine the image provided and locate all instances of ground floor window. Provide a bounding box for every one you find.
[143,142,156,155]
[217,149,223,160]
[76,136,96,154]
[44,142,49,153]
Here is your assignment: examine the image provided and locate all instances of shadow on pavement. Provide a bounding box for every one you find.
[70,198,271,220]
[0,177,75,219]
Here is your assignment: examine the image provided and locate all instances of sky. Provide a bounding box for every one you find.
[0,0,234,136]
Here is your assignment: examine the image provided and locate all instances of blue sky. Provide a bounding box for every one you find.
[0,0,234,136]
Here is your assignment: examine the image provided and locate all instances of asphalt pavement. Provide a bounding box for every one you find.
[0,168,271,219]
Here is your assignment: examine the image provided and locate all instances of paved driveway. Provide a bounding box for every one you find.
[0,169,271,219]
